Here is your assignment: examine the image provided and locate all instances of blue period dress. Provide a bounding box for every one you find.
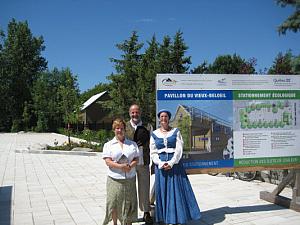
[150,128,201,224]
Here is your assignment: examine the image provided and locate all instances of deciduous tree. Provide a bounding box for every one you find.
[0,19,47,131]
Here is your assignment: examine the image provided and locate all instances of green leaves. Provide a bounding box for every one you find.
[0,19,47,131]
[107,30,191,124]
[268,51,298,75]
[31,68,80,131]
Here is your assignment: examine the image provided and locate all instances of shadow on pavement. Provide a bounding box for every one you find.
[0,186,12,225]
[199,204,285,225]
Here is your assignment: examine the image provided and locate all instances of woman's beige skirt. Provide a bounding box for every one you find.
[102,176,137,225]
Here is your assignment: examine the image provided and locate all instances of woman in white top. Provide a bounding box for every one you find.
[150,109,201,225]
[102,118,139,225]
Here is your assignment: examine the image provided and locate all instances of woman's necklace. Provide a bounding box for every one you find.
[160,127,170,133]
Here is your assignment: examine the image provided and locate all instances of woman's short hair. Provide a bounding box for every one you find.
[112,118,126,130]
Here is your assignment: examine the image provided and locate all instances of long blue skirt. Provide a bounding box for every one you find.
[155,152,201,224]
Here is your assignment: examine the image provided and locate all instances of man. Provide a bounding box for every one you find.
[125,104,153,224]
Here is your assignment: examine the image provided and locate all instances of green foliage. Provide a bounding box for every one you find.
[208,54,256,74]
[170,30,191,73]
[268,51,296,74]
[11,119,21,132]
[2,18,298,134]
[291,55,300,74]
[35,112,48,132]
[0,19,47,131]
[32,68,80,131]
[108,31,143,118]
[46,141,102,152]
[55,128,113,151]
[57,68,80,125]
[157,36,172,73]
[276,0,300,34]
[191,61,209,74]
[22,101,31,131]
[137,35,159,124]
[108,30,191,124]
[192,54,256,75]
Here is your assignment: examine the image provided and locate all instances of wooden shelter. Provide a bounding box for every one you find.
[79,91,112,130]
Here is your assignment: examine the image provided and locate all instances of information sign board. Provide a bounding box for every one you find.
[156,74,300,172]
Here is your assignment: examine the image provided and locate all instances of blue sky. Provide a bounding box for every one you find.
[1,0,299,92]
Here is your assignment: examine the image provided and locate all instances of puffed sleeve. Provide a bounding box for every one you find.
[102,142,111,159]
[167,129,183,168]
[150,134,165,169]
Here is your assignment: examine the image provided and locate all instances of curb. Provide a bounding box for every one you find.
[15,149,102,156]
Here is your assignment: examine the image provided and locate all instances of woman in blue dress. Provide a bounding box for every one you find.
[150,109,201,225]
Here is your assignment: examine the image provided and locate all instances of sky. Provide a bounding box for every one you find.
[1,0,299,92]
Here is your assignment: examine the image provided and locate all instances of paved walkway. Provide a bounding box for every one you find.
[0,132,299,225]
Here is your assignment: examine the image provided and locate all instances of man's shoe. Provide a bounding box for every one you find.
[144,212,153,224]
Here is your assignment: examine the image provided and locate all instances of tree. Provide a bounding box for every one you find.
[57,68,80,127]
[22,101,31,131]
[277,0,300,34]
[170,30,191,73]
[108,31,143,118]
[138,35,159,124]
[268,51,296,74]
[32,68,62,132]
[0,19,47,131]
[157,35,172,73]
[291,55,300,74]
[32,68,80,132]
[191,61,209,74]
[107,31,192,124]
[207,54,256,74]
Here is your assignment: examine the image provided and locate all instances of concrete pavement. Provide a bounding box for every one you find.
[0,132,299,225]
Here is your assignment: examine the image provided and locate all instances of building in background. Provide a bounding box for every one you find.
[79,91,112,130]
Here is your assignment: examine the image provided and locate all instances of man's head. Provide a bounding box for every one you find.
[129,104,141,125]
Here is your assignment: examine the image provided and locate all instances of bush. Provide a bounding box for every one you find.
[11,119,22,132]
[54,128,114,152]
[47,140,102,152]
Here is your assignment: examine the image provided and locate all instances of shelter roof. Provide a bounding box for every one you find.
[81,91,107,111]
[177,104,232,128]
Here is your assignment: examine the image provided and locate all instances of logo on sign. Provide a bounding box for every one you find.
[162,78,177,86]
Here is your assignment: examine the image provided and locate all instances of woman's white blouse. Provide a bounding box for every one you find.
[102,137,139,179]
[150,128,183,169]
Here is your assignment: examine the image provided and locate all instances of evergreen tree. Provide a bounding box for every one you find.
[157,35,172,73]
[170,30,191,73]
[276,0,300,34]
[108,31,143,118]
[107,31,192,123]
[138,35,159,124]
